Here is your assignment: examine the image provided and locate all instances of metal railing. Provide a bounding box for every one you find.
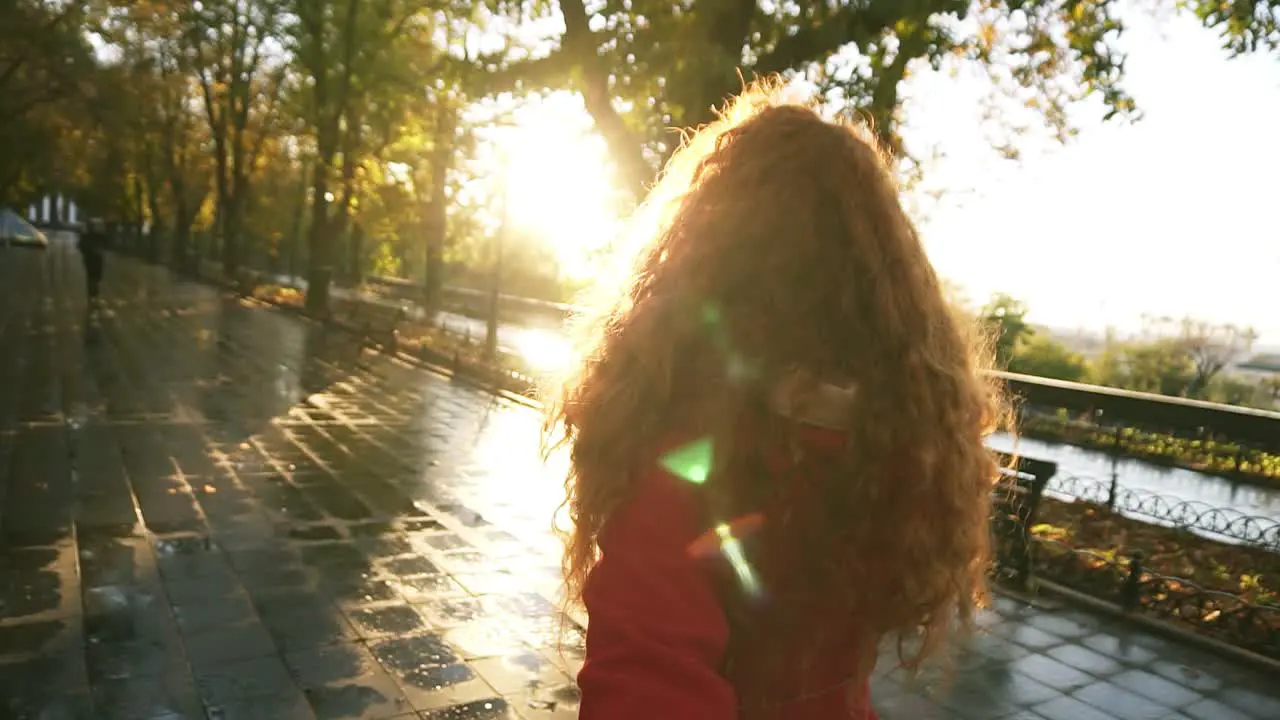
[1031,537,1280,659]
[1048,473,1280,551]
[997,370,1280,450]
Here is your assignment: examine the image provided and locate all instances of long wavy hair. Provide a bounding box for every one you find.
[545,78,1007,685]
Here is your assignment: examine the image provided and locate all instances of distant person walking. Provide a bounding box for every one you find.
[79,218,109,301]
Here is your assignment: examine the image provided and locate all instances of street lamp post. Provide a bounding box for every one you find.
[485,170,508,359]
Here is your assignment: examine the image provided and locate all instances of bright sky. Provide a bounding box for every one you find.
[904,6,1280,346]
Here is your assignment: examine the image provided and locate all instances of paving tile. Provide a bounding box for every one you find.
[1143,659,1225,696]
[285,641,414,719]
[1180,697,1253,720]
[194,653,301,706]
[1004,624,1068,652]
[1072,680,1174,720]
[86,636,187,682]
[469,652,571,696]
[419,697,519,719]
[261,604,363,651]
[90,666,205,720]
[394,574,468,604]
[1109,667,1204,707]
[182,618,278,671]
[507,685,581,719]
[1032,695,1118,720]
[1079,632,1160,665]
[204,685,318,720]
[6,252,1280,720]
[171,592,259,634]
[346,603,430,639]
[1044,643,1123,677]
[0,684,96,720]
[1007,652,1096,693]
[415,597,487,628]
[443,619,530,661]
[388,661,499,713]
[1214,686,1280,718]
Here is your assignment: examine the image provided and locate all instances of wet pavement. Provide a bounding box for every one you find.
[1,246,1278,720]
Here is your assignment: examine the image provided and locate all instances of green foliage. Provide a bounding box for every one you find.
[1191,0,1280,54]
[1093,337,1198,397]
[0,1,101,205]
[1009,334,1089,382]
[15,0,1280,322]
[370,240,404,278]
[981,293,1034,368]
[488,0,1142,193]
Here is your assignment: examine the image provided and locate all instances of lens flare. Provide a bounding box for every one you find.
[659,436,714,485]
[716,522,763,599]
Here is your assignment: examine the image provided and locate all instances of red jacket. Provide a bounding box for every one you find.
[577,431,879,719]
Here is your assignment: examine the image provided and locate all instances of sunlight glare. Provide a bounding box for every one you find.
[491,93,622,280]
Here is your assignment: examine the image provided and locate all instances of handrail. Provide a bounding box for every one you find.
[994,370,1280,449]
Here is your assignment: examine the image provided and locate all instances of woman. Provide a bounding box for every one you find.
[547,80,1006,719]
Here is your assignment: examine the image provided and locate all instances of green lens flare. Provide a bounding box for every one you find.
[659,436,714,485]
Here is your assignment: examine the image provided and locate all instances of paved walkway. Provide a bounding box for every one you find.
[0,246,1277,720]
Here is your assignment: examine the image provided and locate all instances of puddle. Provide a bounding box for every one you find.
[369,633,459,671]
[380,555,439,577]
[348,605,427,636]
[152,536,215,557]
[398,661,476,691]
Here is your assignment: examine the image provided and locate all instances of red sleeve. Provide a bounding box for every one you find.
[577,464,736,720]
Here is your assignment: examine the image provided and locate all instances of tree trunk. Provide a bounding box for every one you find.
[422,103,455,310]
[305,157,332,315]
[348,222,364,286]
[145,179,164,262]
[288,160,309,283]
[331,134,359,287]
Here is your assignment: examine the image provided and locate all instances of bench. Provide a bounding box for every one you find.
[233,267,262,294]
[990,451,1057,590]
[330,297,407,352]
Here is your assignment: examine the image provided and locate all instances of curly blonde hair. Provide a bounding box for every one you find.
[545,78,1006,688]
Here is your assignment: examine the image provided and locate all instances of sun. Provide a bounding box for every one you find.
[492,93,624,279]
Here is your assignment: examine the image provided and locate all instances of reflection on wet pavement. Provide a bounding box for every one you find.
[1,248,1278,719]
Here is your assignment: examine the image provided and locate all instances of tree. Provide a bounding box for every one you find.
[1009,335,1089,382]
[1091,337,1197,398]
[180,0,289,276]
[489,0,1138,196]
[1208,375,1263,407]
[1260,375,1280,409]
[91,2,217,268]
[980,293,1033,368]
[1191,0,1279,54]
[1141,316,1257,399]
[288,0,445,313]
[0,1,99,205]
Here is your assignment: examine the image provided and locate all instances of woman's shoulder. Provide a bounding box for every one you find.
[602,433,714,552]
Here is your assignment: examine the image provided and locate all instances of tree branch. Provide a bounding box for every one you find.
[753,0,900,77]
[558,0,652,197]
